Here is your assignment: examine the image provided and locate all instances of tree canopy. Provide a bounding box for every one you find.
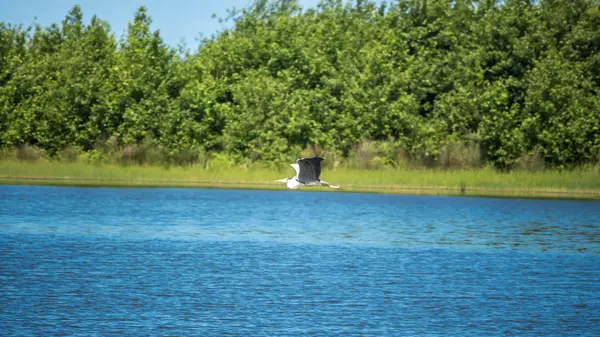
[1,1,599,169]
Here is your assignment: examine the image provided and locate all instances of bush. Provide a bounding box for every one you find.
[80,149,106,165]
[355,140,377,169]
[16,144,43,161]
[57,146,82,163]
[516,149,545,172]
[0,148,16,160]
[118,136,165,166]
[168,147,203,167]
[206,152,237,170]
[438,140,482,169]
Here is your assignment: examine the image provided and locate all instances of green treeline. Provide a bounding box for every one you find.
[1,0,599,169]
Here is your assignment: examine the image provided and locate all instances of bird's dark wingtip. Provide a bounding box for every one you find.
[297,156,325,161]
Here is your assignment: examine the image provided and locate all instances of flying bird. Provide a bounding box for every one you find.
[276,156,343,190]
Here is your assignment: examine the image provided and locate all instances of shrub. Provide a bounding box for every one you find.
[119,136,165,166]
[438,140,482,169]
[16,144,43,161]
[516,149,545,172]
[57,146,82,163]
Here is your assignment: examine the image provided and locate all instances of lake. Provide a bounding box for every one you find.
[1,185,599,336]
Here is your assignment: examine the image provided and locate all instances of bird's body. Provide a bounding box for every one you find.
[276,157,343,190]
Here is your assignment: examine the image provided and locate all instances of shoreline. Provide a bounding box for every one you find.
[2,160,599,200]
[2,175,599,201]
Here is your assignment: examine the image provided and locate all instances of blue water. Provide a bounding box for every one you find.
[1,185,599,336]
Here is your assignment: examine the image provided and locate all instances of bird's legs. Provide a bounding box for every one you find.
[320,181,343,190]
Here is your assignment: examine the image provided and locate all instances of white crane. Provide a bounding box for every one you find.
[276,156,343,190]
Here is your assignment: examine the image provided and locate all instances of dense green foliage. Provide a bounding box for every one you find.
[1,0,599,169]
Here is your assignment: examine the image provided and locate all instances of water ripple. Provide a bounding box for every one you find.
[1,185,600,336]
[3,185,598,253]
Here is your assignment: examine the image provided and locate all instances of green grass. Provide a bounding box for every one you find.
[1,160,599,199]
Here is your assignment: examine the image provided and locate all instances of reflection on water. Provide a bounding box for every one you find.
[1,185,599,336]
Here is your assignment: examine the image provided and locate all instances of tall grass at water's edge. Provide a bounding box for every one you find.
[1,160,599,199]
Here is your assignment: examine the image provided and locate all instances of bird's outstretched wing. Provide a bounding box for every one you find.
[296,157,324,183]
[290,163,300,178]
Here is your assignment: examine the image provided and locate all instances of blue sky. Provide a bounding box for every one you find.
[0,0,322,48]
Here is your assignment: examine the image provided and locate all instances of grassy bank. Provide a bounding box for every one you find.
[1,160,599,200]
